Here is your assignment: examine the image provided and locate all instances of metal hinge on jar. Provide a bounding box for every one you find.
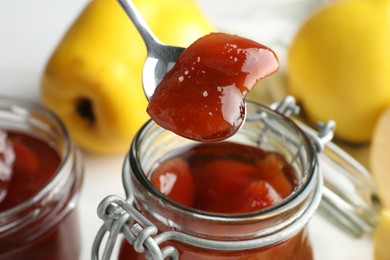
[268,96,381,237]
[92,195,179,260]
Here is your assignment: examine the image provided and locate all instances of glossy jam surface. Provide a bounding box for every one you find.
[0,129,80,260]
[150,142,296,213]
[118,142,314,260]
[0,130,60,211]
[147,33,279,141]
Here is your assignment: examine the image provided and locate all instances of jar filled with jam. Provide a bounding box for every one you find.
[0,96,83,260]
[93,100,327,260]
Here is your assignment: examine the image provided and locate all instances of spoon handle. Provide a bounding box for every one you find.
[117,0,162,50]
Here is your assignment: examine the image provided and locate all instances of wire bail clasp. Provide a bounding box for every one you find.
[92,195,178,260]
[270,96,380,237]
[269,96,336,152]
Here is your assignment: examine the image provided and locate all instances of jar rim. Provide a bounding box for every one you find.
[0,96,74,217]
[127,101,319,222]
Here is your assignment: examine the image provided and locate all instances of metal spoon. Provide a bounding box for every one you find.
[117,0,185,100]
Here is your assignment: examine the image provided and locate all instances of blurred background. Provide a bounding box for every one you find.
[1,0,383,259]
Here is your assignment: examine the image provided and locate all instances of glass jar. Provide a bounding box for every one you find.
[94,100,325,260]
[0,96,83,260]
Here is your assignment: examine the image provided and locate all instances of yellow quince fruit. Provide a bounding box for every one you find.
[287,0,390,143]
[371,107,390,259]
[370,106,390,208]
[41,0,214,154]
[374,208,390,260]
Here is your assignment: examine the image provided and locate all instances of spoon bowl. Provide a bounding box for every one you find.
[117,0,185,100]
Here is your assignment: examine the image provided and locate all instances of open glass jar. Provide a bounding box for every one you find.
[93,97,379,260]
[0,96,83,260]
[95,98,360,260]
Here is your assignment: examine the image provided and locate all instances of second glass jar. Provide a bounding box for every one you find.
[0,97,83,260]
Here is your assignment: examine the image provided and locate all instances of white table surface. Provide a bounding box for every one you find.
[0,1,374,259]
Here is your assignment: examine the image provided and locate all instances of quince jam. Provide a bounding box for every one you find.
[150,142,296,213]
[119,142,313,259]
[147,33,278,142]
[0,130,80,260]
[0,130,60,210]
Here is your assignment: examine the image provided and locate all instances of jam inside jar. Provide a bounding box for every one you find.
[0,97,83,260]
[115,101,321,260]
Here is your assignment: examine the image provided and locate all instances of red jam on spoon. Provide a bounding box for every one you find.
[147,32,279,142]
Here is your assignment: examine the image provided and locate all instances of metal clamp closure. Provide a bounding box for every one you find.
[92,195,178,260]
[269,96,336,153]
[270,96,380,237]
